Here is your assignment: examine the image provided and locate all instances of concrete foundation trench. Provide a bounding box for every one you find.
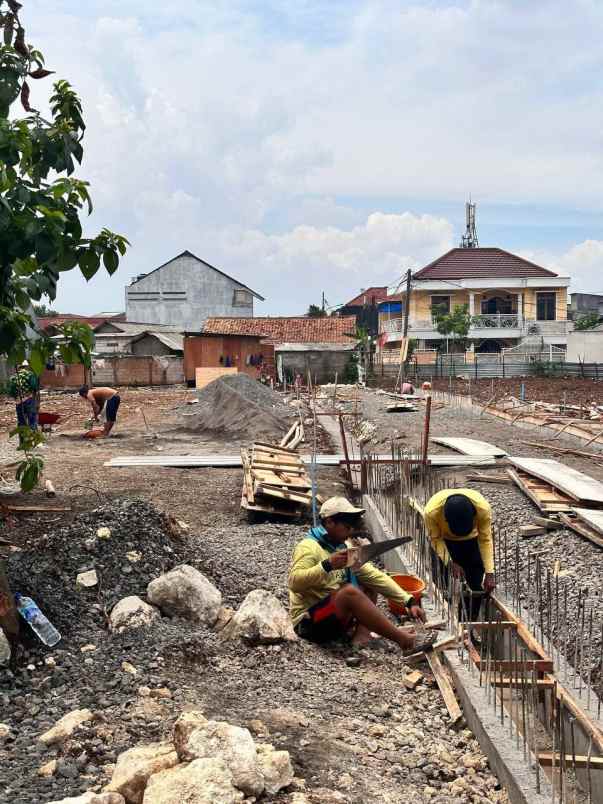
[361,453,603,804]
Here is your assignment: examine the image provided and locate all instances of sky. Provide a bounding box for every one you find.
[23,0,603,315]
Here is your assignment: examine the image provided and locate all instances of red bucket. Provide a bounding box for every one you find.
[388,574,426,615]
[38,412,61,425]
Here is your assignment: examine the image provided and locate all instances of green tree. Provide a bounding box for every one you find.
[0,0,129,490]
[32,302,57,317]
[432,303,472,353]
[307,304,327,318]
[573,312,600,331]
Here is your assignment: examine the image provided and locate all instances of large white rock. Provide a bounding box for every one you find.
[39,708,93,745]
[142,758,244,804]
[0,629,10,666]
[222,589,296,644]
[104,741,179,803]
[147,565,221,626]
[256,743,294,795]
[173,712,263,796]
[48,793,125,804]
[109,596,160,633]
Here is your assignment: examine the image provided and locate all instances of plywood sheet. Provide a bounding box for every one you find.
[508,457,603,505]
[195,366,238,389]
[431,437,507,458]
[572,508,603,537]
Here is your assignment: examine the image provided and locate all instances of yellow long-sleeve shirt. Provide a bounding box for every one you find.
[423,488,494,574]
[288,536,412,626]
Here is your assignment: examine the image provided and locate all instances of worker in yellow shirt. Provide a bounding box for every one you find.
[288,497,435,654]
[423,489,495,622]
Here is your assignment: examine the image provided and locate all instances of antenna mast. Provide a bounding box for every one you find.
[460,201,478,248]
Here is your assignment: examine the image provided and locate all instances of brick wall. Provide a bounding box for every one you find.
[91,356,184,386]
[41,363,87,389]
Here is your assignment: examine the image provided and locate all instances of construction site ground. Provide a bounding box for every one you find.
[0,385,508,804]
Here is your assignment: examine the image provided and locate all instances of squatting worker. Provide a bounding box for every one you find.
[79,385,121,436]
[288,497,435,654]
[423,488,495,621]
[7,360,39,437]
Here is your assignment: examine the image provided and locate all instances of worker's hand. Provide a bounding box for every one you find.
[408,604,426,623]
[451,562,465,579]
[329,550,349,570]
[484,573,496,594]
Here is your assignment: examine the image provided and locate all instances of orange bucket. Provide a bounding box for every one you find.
[388,574,426,615]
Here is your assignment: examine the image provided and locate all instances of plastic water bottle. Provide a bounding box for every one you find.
[15,594,61,647]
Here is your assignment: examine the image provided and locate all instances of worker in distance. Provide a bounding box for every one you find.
[288,497,435,655]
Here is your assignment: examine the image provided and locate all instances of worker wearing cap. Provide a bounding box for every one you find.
[288,496,432,653]
[7,360,39,436]
[423,489,495,621]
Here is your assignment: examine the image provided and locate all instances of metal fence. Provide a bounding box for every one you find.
[372,357,603,381]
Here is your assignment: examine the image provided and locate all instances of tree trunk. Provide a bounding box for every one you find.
[0,559,19,640]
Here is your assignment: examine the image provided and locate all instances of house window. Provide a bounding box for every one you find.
[233,289,252,306]
[431,295,450,316]
[536,292,556,321]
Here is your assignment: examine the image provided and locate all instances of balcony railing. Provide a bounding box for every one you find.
[381,316,568,337]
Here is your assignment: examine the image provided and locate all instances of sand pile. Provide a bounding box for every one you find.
[177,373,293,440]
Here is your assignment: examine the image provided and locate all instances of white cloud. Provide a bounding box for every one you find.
[535,240,603,295]
[16,1,603,313]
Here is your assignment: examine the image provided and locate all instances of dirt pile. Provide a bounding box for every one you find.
[177,373,293,441]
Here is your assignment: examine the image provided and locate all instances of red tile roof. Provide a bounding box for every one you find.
[38,315,112,331]
[413,248,558,280]
[343,286,389,307]
[203,316,357,344]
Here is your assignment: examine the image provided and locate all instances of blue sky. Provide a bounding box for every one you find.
[24,0,603,314]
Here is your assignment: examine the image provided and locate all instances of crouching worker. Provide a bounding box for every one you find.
[288,497,433,654]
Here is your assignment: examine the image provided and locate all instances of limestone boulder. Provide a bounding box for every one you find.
[256,743,294,795]
[0,629,10,666]
[39,708,93,745]
[47,793,125,804]
[222,589,296,644]
[142,758,244,804]
[110,596,160,633]
[105,741,179,803]
[147,565,221,626]
[173,712,263,796]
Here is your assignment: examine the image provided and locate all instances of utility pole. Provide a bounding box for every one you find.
[321,291,325,313]
[400,268,412,386]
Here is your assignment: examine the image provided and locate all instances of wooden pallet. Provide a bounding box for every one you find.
[507,468,574,514]
[241,442,313,518]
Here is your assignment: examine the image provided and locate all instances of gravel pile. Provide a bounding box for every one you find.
[177,374,293,441]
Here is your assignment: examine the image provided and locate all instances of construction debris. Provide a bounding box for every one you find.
[430,437,507,458]
[241,442,313,518]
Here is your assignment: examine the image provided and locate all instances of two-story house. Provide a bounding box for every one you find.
[125,250,264,331]
[380,247,570,356]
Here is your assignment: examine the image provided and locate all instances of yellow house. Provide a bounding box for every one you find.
[380,247,570,355]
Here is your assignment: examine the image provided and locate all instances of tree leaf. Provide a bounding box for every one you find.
[7,1,23,13]
[78,249,100,280]
[28,346,45,375]
[20,80,31,112]
[103,249,119,275]
[3,16,14,46]
[29,68,55,79]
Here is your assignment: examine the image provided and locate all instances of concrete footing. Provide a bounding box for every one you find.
[362,493,554,804]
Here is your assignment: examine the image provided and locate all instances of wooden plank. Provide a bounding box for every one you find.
[532,516,561,530]
[431,437,507,458]
[519,525,546,538]
[559,513,603,549]
[2,504,72,513]
[254,441,300,455]
[426,650,463,725]
[491,596,551,661]
[508,457,603,504]
[493,678,554,689]
[471,656,553,673]
[466,473,512,484]
[538,753,603,770]
[572,507,603,537]
[255,484,312,504]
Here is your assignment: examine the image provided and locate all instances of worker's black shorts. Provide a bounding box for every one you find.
[294,594,351,645]
[106,395,121,422]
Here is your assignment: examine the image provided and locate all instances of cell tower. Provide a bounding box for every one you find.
[460,201,478,248]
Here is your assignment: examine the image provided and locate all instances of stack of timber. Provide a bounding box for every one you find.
[241,442,313,518]
[279,417,305,450]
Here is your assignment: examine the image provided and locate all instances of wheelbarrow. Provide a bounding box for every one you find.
[38,412,61,433]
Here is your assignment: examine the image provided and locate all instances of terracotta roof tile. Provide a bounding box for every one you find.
[38,315,110,331]
[203,316,357,344]
[413,247,559,280]
[343,286,389,307]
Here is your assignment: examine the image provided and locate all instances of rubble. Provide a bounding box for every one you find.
[109,596,161,633]
[104,741,178,803]
[38,708,94,746]
[147,565,222,626]
[222,589,297,644]
[142,757,243,804]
